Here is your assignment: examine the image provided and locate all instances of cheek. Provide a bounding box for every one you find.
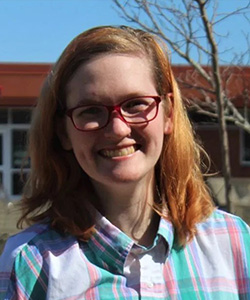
[143,119,165,150]
[69,131,95,160]
[152,116,168,151]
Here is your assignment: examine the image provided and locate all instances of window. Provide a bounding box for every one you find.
[0,133,3,188]
[0,108,32,200]
[241,130,250,165]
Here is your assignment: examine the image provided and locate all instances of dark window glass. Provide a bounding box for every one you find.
[0,109,8,124]
[243,132,250,161]
[0,134,2,165]
[12,130,30,168]
[12,109,32,124]
[12,172,28,195]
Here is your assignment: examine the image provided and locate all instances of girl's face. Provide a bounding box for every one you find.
[60,54,172,189]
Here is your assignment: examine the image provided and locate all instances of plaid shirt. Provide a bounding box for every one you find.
[0,209,249,299]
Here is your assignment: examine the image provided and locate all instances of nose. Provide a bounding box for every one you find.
[103,111,131,139]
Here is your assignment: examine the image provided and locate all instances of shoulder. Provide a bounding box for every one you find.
[199,209,250,233]
[0,223,47,273]
[0,222,76,273]
[0,224,90,299]
[196,209,250,253]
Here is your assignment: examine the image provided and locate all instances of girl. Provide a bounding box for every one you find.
[0,26,249,300]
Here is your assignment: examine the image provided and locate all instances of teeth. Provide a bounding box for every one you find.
[102,146,136,158]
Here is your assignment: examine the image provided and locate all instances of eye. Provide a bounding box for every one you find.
[75,106,104,117]
[123,98,152,112]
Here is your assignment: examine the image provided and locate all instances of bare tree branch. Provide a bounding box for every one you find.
[112,0,250,211]
[113,0,250,132]
[213,1,250,26]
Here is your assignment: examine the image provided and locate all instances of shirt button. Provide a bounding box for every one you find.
[147,282,154,288]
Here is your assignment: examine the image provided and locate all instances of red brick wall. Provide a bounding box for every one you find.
[197,126,250,177]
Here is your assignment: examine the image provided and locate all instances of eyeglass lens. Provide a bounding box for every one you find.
[71,97,159,131]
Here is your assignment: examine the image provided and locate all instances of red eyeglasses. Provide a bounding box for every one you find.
[66,95,162,132]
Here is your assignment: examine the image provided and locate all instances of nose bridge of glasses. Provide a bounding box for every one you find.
[101,104,131,137]
[107,104,126,121]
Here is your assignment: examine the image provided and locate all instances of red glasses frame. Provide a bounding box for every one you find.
[66,95,162,132]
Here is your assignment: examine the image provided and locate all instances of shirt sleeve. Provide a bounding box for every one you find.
[229,215,250,292]
[0,243,48,300]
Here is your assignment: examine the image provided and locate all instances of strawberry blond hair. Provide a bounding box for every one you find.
[18,26,214,246]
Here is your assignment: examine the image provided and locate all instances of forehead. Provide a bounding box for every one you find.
[69,53,152,82]
[65,53,156,105]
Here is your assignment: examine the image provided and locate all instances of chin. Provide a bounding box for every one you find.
[109,174,141,184]
[104,169,151,185]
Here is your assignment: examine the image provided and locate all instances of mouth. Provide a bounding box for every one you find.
[99,145,140,158]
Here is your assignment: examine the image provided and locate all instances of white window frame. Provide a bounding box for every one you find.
[0,128,8,200]
[0,108,31,201]
[240,129,250,166]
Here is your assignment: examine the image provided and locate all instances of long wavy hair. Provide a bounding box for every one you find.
[18,26,214,246]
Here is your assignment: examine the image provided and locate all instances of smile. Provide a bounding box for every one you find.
[100,145,138,158]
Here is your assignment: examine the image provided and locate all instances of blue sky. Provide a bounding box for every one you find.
[0,0,249,64]
[0,0,131,63]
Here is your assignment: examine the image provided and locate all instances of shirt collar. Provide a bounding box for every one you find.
[87,211,174,274]
[157,216,174,251]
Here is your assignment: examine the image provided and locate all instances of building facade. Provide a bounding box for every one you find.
[0,63,249,205]
[0,64,50,200]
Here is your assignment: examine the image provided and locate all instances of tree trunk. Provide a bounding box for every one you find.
[197,0,232,211]
[217,98,232,212]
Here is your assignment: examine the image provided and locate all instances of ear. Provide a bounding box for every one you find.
[56,118,72,150]
[164,93,173,135]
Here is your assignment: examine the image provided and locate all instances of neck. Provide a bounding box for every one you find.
[91,175,160,246]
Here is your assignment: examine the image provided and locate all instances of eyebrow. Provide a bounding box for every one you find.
[74,98,98,106]
[74,92,154,107]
